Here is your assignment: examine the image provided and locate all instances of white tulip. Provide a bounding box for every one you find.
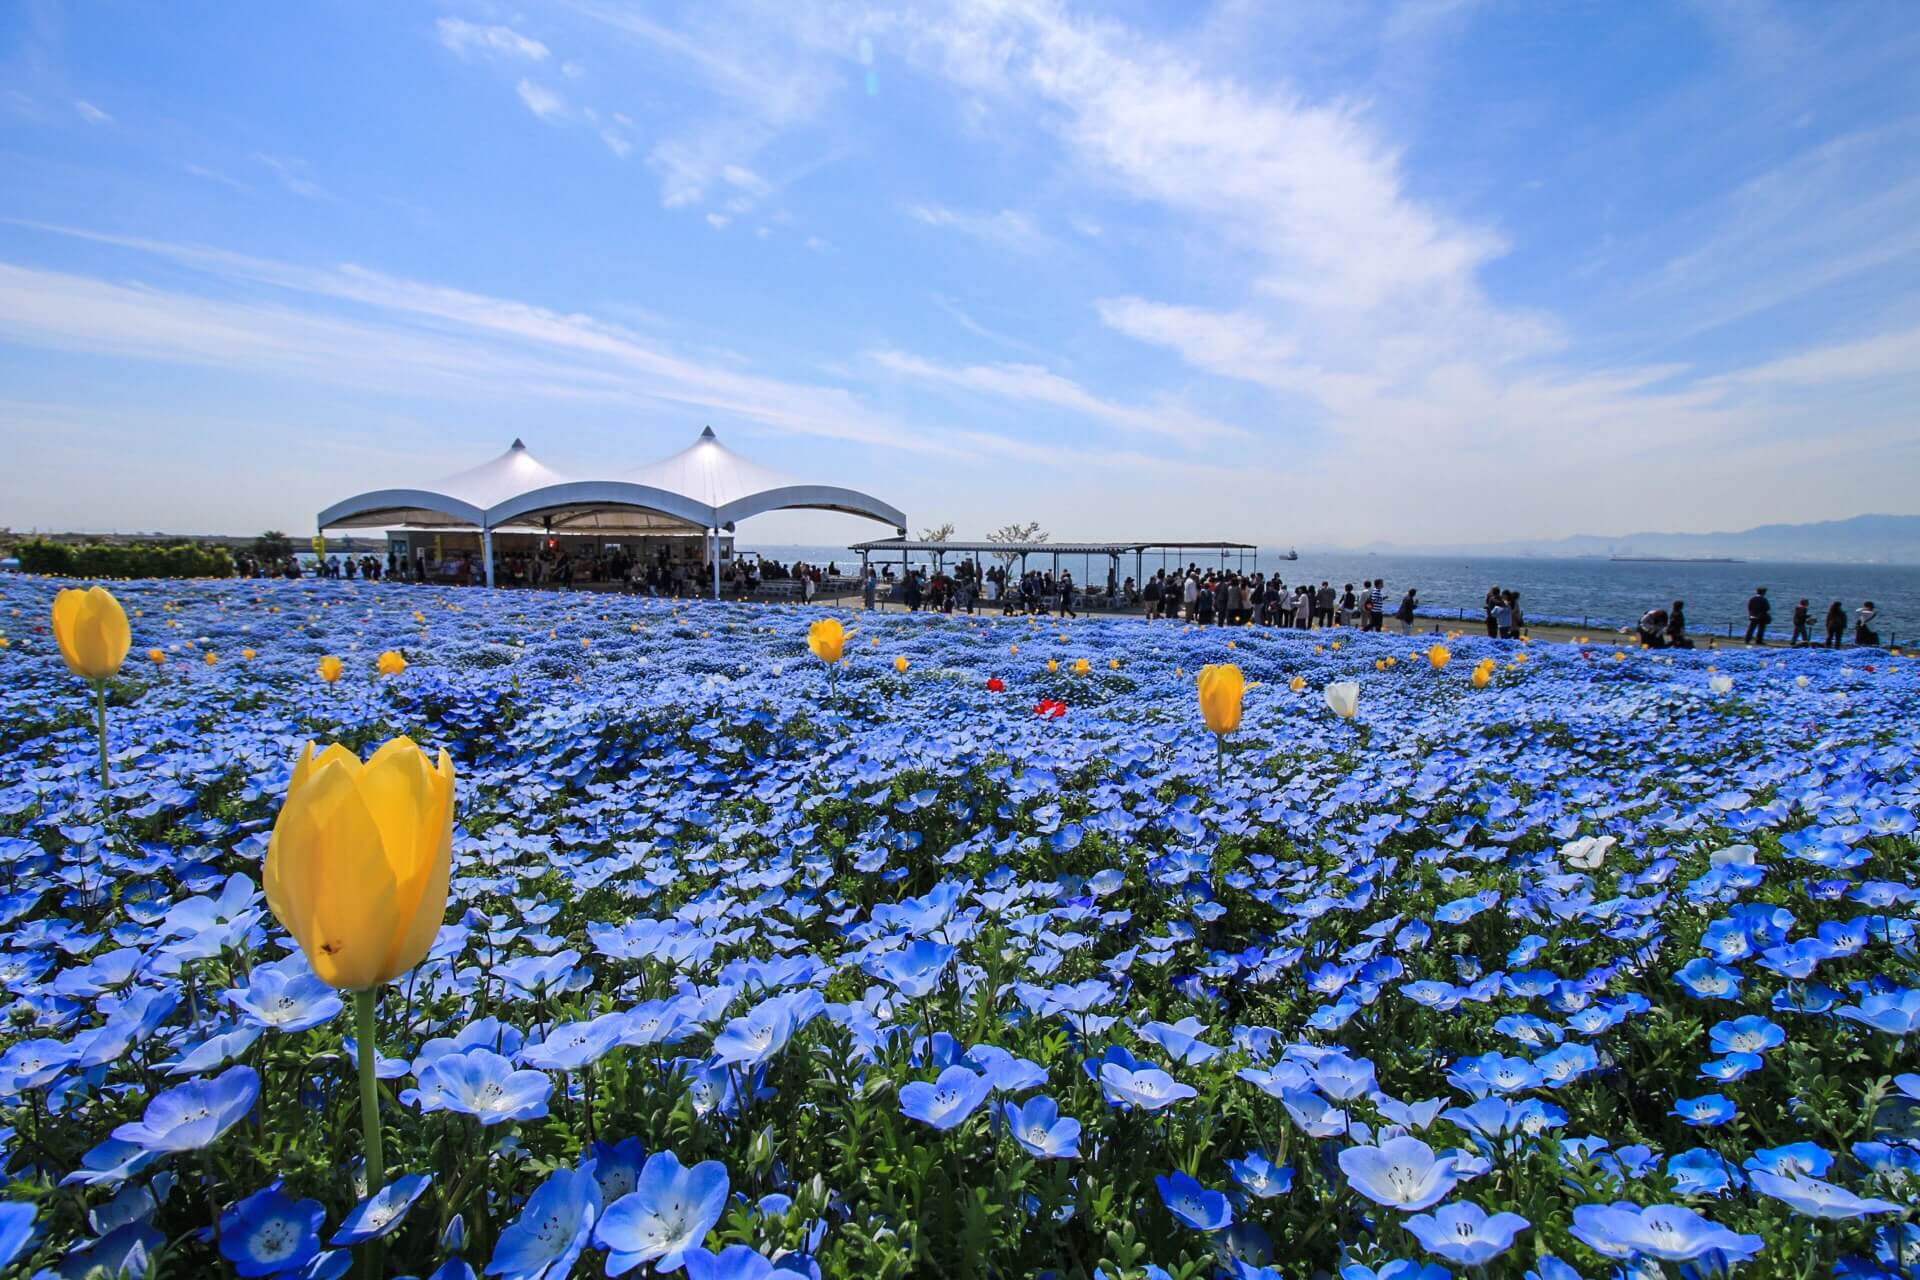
[1794,675,1809,688]
[1324,681,1360,720]
[1708,675,1733,695]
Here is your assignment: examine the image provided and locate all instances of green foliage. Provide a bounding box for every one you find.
[14,537,234,579]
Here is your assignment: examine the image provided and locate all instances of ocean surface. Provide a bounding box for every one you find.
[745,545,1920,640]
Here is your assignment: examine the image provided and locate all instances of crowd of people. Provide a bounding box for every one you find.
[1637,586,1882,649]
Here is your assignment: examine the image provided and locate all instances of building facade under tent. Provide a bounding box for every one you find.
[316,428,906,593]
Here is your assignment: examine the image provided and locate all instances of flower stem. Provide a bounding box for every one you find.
[354,988,385,1197]
[94,679,111,793]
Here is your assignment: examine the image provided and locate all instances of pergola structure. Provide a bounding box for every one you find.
[847,538,1259,594]
[318,428,906,594]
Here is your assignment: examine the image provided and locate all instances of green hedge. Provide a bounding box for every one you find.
[12,539,234,579]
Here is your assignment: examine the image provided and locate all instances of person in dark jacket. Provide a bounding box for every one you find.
[1484,585,1502,638]
[1637,608,1669,649]
[1744,587,1771,645]
[1824,601,1846,648]
[1790,599,1812,646]
[1667,600,1691,649]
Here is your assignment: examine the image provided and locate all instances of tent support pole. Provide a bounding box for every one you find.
[481,526,495,588]
[710,529,720,600]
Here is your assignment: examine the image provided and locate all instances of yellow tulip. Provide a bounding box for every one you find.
[376,650,408,676]
[264,737,455,991]
[1072,658,1090,675]
[1289,675,1305,692]
[148,648,166,664]
[203,651,218,667]
[242,648,257,660]
[1047,658,1059,673]
[808,618,852,664]
[51,586,130,681]
[1109,659,1120,670]
[894,656,909,673]
[1196,663,1246,736]
[318,655,344,683]
[1471,665,1490,689]
[1427,644,1451,669]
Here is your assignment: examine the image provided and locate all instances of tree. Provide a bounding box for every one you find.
[986,522,1047,566]
[918,522,956,543]
[253,530,293,564]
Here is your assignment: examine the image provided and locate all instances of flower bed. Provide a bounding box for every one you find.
[0,577,1916,1279]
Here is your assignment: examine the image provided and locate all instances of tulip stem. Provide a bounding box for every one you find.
[354,988,385,1199]
[94,679,111,791]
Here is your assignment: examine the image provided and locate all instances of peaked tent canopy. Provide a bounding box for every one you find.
[317,427,906,588]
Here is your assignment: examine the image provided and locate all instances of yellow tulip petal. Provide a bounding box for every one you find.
[271,756,401,989]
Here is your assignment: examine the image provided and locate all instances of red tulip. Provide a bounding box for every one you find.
[1033,699,1066,719]
[987,677,1005,692]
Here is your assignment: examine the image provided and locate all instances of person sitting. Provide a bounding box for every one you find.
[1666,600,1692,649]
[1637,607,1669,648]
[1855,601,1880,647]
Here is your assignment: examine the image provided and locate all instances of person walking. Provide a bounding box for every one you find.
[1790,599,1812,646]
[1060,571,1077,619]
[1396,588,1418,634]
[1824,601,1847,648]
[1744,587,1771,645]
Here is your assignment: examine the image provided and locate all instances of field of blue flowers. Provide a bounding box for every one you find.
[1,575,1918,1280]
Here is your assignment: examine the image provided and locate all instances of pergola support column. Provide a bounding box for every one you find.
[481,526,495,588]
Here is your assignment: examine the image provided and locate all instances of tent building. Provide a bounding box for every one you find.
[316,428,906,593]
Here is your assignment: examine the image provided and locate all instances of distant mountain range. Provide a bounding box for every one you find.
[1351,514,1920,564]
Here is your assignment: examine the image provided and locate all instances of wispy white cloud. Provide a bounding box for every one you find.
[73,99,111,125]
[436,18,550,62]
[906,203,1051,255]
[248,153,328,200]
[869,347,1248,444]
[1715,324,1920,389]
[515,79,568,122]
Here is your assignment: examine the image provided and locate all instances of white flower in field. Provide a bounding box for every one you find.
[1324,681,1360,720]
[1710,844,1756,868]
[769,662,784,677]
[1794,675,1809,688]
[1562,835,1616,870]
[1708,675,1733,695]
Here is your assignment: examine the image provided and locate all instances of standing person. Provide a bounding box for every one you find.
[1790,599,1812,647]
[1824,601,1847,648]
[1505,590,1525,639]
[1338,584,1357,628]
[1367,580,1387,632]
[1060,571,1077,619]
[1854,601,1880,647]
[1396,589,1418,634]
[1667,600,1690,649]
[1492,593,1514,640]
[1744,587,1771,645]
[1316,581,1334,628]
[1484,585,1502,639]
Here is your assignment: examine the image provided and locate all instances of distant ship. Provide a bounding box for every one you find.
[1609,555,1744,563]
[1280,547,1298,561]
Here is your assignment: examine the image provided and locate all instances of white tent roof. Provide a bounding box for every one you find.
[318,428,905,535]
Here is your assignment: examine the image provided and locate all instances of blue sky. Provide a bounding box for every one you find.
[3,0,1918,547]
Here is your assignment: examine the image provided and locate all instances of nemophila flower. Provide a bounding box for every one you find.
[485,1163,600,1279]
[1308,1052,1378,1100]
[404,1048,553,1126]
[1744,1143,1833,1179]
[1749,1170,1902,1219]
[1835,990,1920,1036]
[1571,1202,1761,1263]
[680,1246,786,1280]
[0,1037,80,1094]
[901,1065,992,1130]
[1226,1151,1293,1199]
[1003,1095,1080,1158]
[110,1064,259,1154]
[519,1019,622,1074]
[869,939,956,999]
[220,1180,325,1277]
[1281,1088,1350,1138]
[589,1138,648,1204]
[1099,1064,1197,1112]
[593,1150,729,1275]
[1670,1093,1736,1128]
[0,1202,30,1271]
[223,957,343,1033]
[1403,1201,1529,1265]
[1535,1042,1598,1087]
[1337,1136,1459,1212]
[1138,1017,1221,1066]
[332,1171,432,1244]
[1155,1169,1232,1231]
[1673,958,1742,1001]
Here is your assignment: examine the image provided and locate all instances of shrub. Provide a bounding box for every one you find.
[13,538,234,579]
